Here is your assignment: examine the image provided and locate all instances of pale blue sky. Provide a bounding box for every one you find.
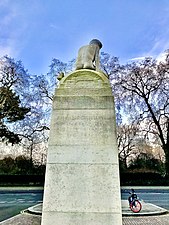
[1,0,169,74]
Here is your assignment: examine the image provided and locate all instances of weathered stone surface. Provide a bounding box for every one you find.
[42,164,121,212]
[42,212,122,225]
[41,69,122,225]
[47,145,118,164]
[75,39,102,71]
[48,110,117,146]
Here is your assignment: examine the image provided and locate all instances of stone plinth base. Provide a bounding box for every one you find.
[41,69,122,225]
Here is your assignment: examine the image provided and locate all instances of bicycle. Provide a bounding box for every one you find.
[128,189,142,213]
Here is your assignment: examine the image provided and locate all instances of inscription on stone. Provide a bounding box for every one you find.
[42,69,122,225]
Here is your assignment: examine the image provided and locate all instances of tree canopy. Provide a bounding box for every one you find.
[113,52,169,175]
[0,56,30,144]
[0,51,168,178]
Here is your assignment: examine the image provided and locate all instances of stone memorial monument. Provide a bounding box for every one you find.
[41,39,122,225]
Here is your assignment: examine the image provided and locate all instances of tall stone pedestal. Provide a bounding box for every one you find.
[41,69,122,225]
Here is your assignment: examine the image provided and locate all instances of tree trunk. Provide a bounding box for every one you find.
[164,146,169,178]
[164,119,169,177]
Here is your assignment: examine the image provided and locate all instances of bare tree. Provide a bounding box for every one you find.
[114,51,169,176]
[117,123,139,169]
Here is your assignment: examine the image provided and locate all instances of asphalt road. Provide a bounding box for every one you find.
[0,188,169,222]
[121,188,169,210]
[0,190,43,222]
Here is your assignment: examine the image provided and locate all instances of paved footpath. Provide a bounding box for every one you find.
[0,213,41,225]
[1,213,169,225]
[123,214,169,225]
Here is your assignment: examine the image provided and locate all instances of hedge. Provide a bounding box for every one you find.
[0,175,45,186]
[120,172,169,186]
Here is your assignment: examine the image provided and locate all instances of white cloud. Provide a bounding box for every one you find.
[0,45,13,56]
[156,51,169,63]
[0,4,16,56]
[0,0,9,7]
[0,1,17,25]
[0,2,27,58]
[129,56,146,61]
[50,23,60,30]
[147,39,169,64]
[130,37,169,63]
[0,36,19,58]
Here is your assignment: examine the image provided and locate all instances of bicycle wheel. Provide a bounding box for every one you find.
[130,200,142,213]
